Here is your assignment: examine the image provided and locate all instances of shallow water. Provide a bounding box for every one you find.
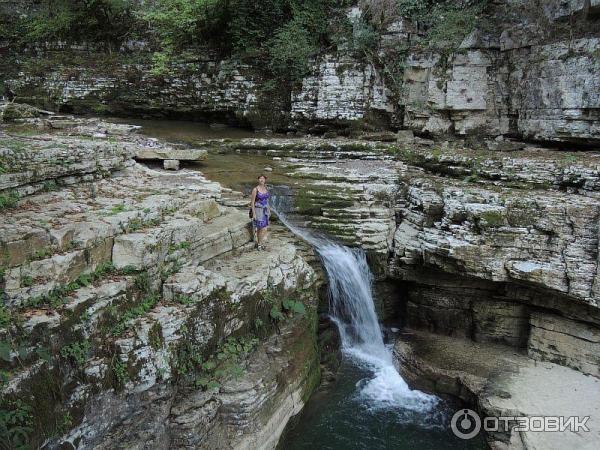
[108,117,296,193]
[195,152,298,194]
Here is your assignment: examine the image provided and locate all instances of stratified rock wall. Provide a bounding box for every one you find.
[0,117,323,449]
[290,55,393,126]
[292,1,600,144]
[212,136,600,379]
[388,145,600,377]
[4,1,599,143]
[5,55,259,124]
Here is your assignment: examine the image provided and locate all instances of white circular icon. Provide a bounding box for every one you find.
[451,408,481,439]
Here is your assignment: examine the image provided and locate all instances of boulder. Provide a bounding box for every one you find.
[396,129,415,144]
[0,102,49,122]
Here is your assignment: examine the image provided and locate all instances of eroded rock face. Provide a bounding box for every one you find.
[62,317,318,450]
[217,136,600,381]
[292,1,600,144]
[0,120,323,449]
[206,137,400,257]
[392,173,600,306]
[291,55,392,125]
[394,329,600,449]
[388,145,600,377]
[4,2,599,144]
[4,56,259,124]
[1,110,598,448]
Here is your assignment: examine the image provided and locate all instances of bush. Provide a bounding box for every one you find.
[425,2,486,48]
[60,340,91,369]
[232,0,335,83]
[268,18,316,83]
[228,0,290,56]
[349,18,380,58]
[360,0,401,28]
[396,0,489,48]
[0,400,33,450]
[141,0,228,50]
[149,50,172,77]
[0,191,20,210]
[23,0,137,51]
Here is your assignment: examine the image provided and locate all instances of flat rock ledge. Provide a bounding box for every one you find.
[0,117,323,450]
[136,147,208,162]
[395,329,600,450]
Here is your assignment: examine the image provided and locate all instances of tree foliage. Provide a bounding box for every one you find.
[141,0,230,50]
[24,0,137,51]
[8,0,487,84]
[359,0,488,48]
[395,0,489,47]
[264,0,333,82]
[141,0,342,83]
[12,0,347,83]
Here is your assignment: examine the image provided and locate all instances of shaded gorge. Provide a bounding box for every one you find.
[123,118,487,449]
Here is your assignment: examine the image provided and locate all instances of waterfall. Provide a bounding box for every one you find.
[271,190,438,413]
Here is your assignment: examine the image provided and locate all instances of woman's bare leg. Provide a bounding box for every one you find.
[256,227,268,248]
[261,227,268,247]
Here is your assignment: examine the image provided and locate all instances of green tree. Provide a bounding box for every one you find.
[24,0,136,51]
[267,17,316,83]
[227,0,290,55]
[141,0,230,50]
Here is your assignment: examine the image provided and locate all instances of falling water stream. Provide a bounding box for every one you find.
[272,193,485,450]
[112,119,485,449]
[318,243,437,411]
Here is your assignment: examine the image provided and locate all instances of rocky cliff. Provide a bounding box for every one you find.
[0,0,599,447]
[2,1,599,144]
[205,132,600,448]
[201,134,600,373]
[0,111,323,449]
[1,104,598,447]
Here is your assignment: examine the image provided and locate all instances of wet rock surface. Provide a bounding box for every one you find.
[208,133,600,449]
[136,147,208,162]
[1,109,599,449]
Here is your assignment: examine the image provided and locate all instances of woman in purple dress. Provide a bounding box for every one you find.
[250,174,271,250]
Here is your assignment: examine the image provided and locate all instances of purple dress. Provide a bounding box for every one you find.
[254,190,270,229]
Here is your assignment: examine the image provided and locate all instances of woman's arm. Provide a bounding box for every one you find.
[250,187,257,219]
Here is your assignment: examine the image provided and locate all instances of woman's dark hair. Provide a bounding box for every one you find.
[258,174,267,180]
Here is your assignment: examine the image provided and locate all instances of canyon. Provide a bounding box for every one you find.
[1,0,599,448]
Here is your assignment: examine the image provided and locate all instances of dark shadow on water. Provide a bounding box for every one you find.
[106,117,274,142]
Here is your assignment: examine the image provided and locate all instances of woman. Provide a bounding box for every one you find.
[250,174,270,250]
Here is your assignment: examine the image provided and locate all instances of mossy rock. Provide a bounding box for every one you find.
[478,210,505,229]
[0,103,43,122]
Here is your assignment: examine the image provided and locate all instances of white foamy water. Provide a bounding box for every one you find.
[272,192,438,413]
[319,245,438,411]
